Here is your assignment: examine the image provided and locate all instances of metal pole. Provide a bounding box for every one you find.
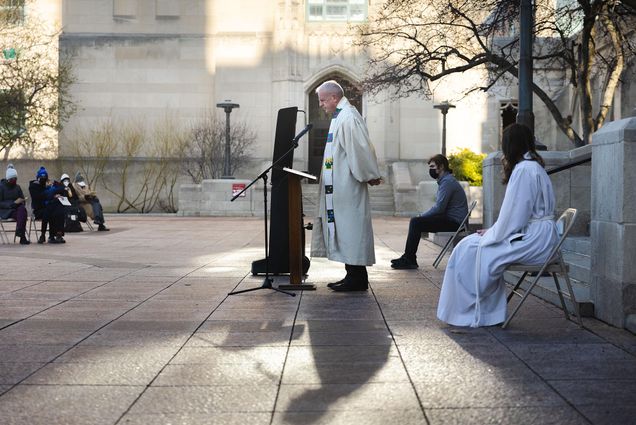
[224,110,231,176]
[441,111,447,157]
[434,101,455,156]
[216,101,239,178]
[517,0,534,132]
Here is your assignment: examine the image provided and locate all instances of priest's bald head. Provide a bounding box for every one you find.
[317,80,344,115]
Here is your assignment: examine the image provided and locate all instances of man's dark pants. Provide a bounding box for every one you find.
[404,214,461,261]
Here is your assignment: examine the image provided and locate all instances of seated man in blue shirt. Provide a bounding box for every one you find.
[392,154,469,269]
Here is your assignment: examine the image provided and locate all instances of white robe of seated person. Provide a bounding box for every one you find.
[436,156,559,327]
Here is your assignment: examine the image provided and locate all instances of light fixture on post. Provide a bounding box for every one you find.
[216,100,240,178]
[433,101,455,157]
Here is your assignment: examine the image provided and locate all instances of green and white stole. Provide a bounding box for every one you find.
[322,107,341,245]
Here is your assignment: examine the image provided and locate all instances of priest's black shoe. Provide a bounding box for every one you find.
[391,257,418,269]
[330,280,368,292]
[327,278,346,288]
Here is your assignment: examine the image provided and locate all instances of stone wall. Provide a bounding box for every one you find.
[590,117,636,331]
[178,179,258,217]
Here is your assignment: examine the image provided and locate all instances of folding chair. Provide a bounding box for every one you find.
[82,219,95,231]
[28,208,41,241]
[433,200,477,268]
[502,208,583,329]
[0,218,17,244]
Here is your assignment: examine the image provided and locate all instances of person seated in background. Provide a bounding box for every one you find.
[0,164,30,244]
[72,173,109,231]
[29,166,67,244]
[391,154,469,269]
[60,173,85,232]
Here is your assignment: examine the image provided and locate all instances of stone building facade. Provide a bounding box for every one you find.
[58,0,491,177]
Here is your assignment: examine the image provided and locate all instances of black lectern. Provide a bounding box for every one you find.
[251,107,311,275]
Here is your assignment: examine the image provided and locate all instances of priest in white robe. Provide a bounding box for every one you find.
[437,123,559,327]
[310,80,382,292]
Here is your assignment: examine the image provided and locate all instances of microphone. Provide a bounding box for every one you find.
[292,123,313,143]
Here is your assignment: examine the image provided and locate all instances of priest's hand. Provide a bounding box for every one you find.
[368,178,382,186]
[476,229,487,236]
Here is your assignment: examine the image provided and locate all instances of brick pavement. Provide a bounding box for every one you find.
[0,216,634,424]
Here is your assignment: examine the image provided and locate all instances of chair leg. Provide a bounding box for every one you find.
[0,222,8,244]
[502,272,544,329]
[560,262,584,328]
[433,235,455,268]
[551,273,570,321]
[507,272,529,302]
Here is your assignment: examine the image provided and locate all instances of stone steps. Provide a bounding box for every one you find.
[301,182,396,217]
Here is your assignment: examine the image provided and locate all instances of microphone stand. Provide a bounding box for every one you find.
[227,128,310,297]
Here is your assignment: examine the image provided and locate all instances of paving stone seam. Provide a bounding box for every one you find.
[0,264,150,333]
[486,327,595,424]
[0,267,155,396]
[266,287,305,424]
[367,283,432,425]
[0,264,205,399]
[112,270,256,424]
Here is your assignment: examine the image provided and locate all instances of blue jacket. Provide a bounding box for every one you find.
[421,173,469,224]
[29,179,65,213]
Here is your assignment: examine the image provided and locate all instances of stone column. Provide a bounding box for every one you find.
[590,117,636,331]
[482,151,504,228]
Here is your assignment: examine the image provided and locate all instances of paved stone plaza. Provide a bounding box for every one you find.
[0,216,635,425]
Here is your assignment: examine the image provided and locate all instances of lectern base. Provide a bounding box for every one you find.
[278,283,316,291]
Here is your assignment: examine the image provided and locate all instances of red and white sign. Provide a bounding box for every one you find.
[232,183,246,197]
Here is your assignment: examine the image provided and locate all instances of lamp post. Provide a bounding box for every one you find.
[517,0,534,133]
[216,100,240,178]
[517,0,546,150]
[433,101,455,157]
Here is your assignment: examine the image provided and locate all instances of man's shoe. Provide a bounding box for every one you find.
[19,236,31,245]
[56,235,66,244]
[391,256,406,264]
[98,224,110,231]
[38,235,45,244]
[391,257,418,269]
[48,236,60,244]
[331,280,368,292]
[327,278,346,289]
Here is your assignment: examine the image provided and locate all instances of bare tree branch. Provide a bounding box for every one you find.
[356,0,635,147]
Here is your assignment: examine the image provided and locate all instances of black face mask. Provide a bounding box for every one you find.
[38,177,47,185]
[429,169,439,180]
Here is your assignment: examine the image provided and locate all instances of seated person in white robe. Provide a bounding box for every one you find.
[437,123,559,327]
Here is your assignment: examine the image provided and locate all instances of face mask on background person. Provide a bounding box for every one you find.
[429,169,439,180]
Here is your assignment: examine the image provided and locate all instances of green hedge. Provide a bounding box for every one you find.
[448,148,486,186]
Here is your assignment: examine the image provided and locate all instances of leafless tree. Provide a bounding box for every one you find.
[65,114,189,213]
[0,1,76,157]
[185,112,256,182]
[356,0,636,147]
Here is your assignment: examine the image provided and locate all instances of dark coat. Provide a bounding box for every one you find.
[29,179,65,214]
[0,179,25,219]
